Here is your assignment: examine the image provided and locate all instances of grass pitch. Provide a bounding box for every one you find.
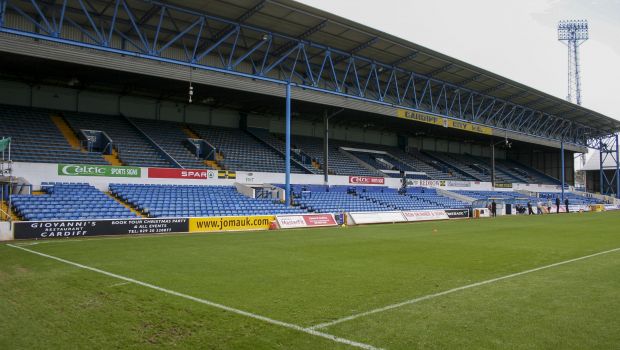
[2,212,620,349]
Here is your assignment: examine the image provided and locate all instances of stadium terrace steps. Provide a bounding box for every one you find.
[338,148,386,177]
[63,112,174,168]
[1,200,19,221]
[246,128,316,174]
[422,151,485,181]
[181,124,201,139]
[131,118,209,169]
[290,136,381,176]
[0,105,109,165]
[346,149,417,176]
[456,153,521,183]
[403,149,472,181]
[126,117,183,168]
[106,192,147,218]
[103,148,123,166]
[205,160,222,170]
[181,124,223,169]
[190,125,308,174]
[50,115,83,151]
[507,160,561,185]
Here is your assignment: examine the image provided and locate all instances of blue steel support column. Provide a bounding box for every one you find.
[599,139,604,194]
[285,83,291,206]
[616,134,620,199]
[560,141,565,201]
[0,0,7,27]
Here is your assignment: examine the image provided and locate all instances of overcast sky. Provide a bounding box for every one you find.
[297,0,620,121]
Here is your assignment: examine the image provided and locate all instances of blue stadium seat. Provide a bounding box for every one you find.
[11,183,138,221]
[110,184,308,218]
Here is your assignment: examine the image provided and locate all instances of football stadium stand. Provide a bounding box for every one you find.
[453,190,604,206]
[347,150,415,173]
[287,185,470,213]
[0,104,568,186]
[131,118,209,169]
[1,0,619,235]
[246,128,319,174]
[359,187,470,210]
[454,190,538,205]
[64,112,175,168]
[0,105,108,165]
[293,188,389,213]
[11,183,137,221]
[536,192,602,205]
[190,125,309,174]
[110,184,307,218]
[290,136,381,176]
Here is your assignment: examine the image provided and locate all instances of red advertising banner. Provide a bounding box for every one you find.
[303,214,337,226]
[148,168,216,179]
[348,176,385,185]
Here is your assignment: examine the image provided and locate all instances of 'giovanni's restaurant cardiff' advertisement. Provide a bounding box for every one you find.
[13,219,189,239]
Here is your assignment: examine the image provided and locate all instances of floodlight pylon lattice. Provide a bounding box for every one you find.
[558,20,588,105]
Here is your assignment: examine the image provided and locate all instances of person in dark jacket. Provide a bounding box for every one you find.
[564,198,569,213]
[527,201,534,215]
[555,197,561,213]
[491,200,497,217]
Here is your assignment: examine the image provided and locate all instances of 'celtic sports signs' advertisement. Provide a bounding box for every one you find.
[57,164,141,177]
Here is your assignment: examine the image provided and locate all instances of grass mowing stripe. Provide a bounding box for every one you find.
[310,246,620,330]
[7,244,382,350]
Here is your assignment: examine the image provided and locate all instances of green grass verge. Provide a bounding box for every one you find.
[1,211,619,349]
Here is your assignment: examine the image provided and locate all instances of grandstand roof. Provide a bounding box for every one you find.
[171,0,619,134]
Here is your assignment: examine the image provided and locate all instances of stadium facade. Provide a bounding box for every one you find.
[1,0,619,239]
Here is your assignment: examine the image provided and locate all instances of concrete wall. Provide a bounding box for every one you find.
[0,80,30,106]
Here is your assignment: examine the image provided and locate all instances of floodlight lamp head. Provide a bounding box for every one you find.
[557,19,589,41]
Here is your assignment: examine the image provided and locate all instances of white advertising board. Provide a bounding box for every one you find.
[348,211,407,225]
[402,210,449,222]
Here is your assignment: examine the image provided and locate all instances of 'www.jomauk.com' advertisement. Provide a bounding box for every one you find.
[189,216,274,232]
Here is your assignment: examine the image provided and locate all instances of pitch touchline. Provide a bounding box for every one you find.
[309,246,620,330]
[7,244,381,350]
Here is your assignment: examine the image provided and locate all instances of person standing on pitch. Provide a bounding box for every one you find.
[564,197,569,213]
[547,198,552,214]
[491,199,497,217]
[536,201,543,215]
[555,197,561,213]
[527,201,534,215]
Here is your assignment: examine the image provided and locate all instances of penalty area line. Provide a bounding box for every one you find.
[7,244,381,350]
[310,246,620,330]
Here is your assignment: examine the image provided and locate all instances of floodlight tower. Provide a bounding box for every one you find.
[558,20,588,105]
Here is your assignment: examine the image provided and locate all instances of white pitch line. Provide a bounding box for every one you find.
[109,281,131,288]
[310,246,620,330]
[7,244,381,350]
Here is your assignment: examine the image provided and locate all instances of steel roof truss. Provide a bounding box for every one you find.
[1,0,612,147]
[484,101,506,125]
